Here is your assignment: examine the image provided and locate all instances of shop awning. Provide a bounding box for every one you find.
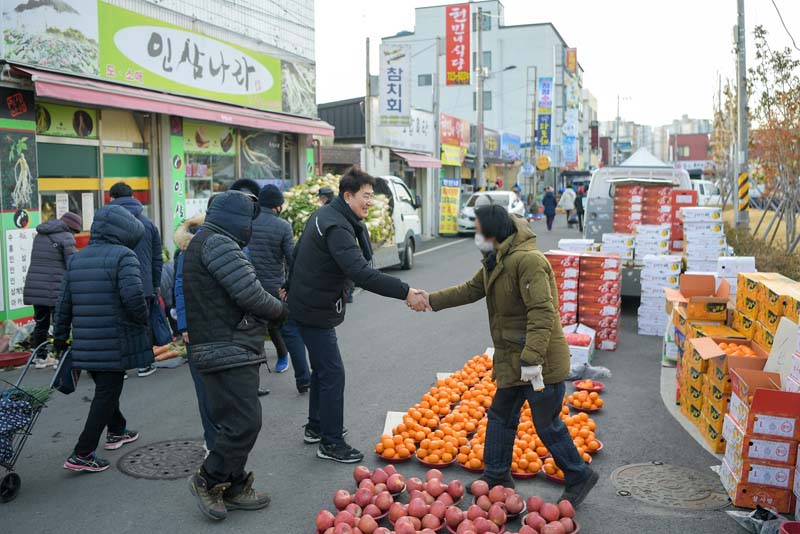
[14,67,334,137]
[391,150,441,169]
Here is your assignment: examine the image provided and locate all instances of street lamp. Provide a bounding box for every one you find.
[615,95,631,165]
[475,53,518,190]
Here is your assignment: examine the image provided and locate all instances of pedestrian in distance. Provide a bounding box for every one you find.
[109,182,162,378]
[183,190,288,521]
[318,186,334,206]
[575,187,585,234]
[542,187,557,231]
[160,256,177,335]
[287,166,429,464]
[558,186,576,226]
[55,205,150,473]
[251,184,311,395]
[23,211,81,369]
[411,205,599,508]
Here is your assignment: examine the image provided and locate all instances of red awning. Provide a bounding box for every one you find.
[14,66,334,137]
[392,150,442,169]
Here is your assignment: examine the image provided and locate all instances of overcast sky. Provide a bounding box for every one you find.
[315,0,800,127]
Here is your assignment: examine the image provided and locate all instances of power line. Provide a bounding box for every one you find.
[771,0,800,52]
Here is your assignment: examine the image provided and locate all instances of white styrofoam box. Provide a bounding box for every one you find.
[599,245,634,260]
[684,234,727,246]
[680,206,723,222]
[682,221,725,234]
[717,257,756,277]
[602,233,635,246]
[685,247,728,259]
[635,224,671,236]
[563,323,596,365]
[643,254,683,266]
[558,239,595,252]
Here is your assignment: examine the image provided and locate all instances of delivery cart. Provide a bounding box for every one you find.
[0,342,65,503]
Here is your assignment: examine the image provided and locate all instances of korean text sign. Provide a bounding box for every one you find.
[536,77,553,150]
[379,44,412,126]
[566,48,577,75]
[445,4,471,86]
[98,2,283,112]
[439,176,461,235]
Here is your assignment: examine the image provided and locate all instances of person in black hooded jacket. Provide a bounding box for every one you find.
[183,190,287,521]
[288,166,429,464]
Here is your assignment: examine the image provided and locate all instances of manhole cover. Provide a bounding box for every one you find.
[611,463,730,511]
[117,439,205,480]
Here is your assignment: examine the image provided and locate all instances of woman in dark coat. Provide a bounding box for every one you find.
[541,187,558,231]
[54,205,151,473]
[23,212,81,368]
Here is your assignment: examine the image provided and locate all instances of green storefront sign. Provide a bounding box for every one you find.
[35,103,98,139]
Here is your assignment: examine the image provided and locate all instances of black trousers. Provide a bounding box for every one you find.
[74,371,127,456]
[200,364,262,493]
[577,212,584,232]
[32,305,53,356]
[267,321,288,357]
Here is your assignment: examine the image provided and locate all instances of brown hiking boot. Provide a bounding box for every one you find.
[188,471,230,520]
[224,472,271,511]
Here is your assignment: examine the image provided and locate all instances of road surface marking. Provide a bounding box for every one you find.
[416,239,468,257]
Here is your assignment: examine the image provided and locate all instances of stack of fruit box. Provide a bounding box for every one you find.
[735,273,800,350]
[792,342,800,517]
[638,255,682,336]
[545,251,581,326]
[719,368,800,513]
[599,233,634,262]
[669,189,698,253]
[717,257,756,299]
[578,253,621,350]
[680,207,727,272]
[633,224,671,262]
[557,239,596,253]
[612,184,673,233]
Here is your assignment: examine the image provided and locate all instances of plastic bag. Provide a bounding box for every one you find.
[726,507,789,534]
[10,322,34,350]
[569,363,612,381]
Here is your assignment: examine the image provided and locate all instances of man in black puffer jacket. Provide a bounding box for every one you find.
[288,167,428,464]
[183,190,287,521]
[23,212,81,368]
[54,205,150,473]
[250,185,310,393]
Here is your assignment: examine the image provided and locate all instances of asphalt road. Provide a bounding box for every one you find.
[1,220,736,533]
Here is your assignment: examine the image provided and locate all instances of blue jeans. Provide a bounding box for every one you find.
[187,344,219,449]
[484,382,588,486]
[282,319,311,387]
[299,325,346,447]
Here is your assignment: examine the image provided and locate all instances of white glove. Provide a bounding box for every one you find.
[520,365,545,391]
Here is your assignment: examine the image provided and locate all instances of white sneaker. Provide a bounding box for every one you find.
[34,356,58,369]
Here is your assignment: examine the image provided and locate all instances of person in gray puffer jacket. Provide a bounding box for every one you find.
[23,212,81,366]
[183,190,287,520]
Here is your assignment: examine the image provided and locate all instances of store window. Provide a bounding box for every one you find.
[418,74,432,86]
[473,91,493,111]
[184,120,237,216]
[472,51,492,71]
[472,11,491,31]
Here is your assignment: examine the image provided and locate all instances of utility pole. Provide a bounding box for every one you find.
[615,95,620,166]
[475,6,485,189]
[432,36,441,236]
[529,66,538,199]
[365,37,372,174]
[735,0,750,228]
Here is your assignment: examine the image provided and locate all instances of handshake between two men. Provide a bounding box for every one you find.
[405,289,432,312]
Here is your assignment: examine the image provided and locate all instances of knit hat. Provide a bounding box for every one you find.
[318,186,334,199]
[230,178,261,198]
[259,185,285,209]
[60,212,83,233]
[475,205,515,242]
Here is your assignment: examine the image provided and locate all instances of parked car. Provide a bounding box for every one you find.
[457,191,526,234]
[691,179,722,206]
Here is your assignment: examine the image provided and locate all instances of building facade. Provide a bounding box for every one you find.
[0,0,328,323]
[652,115,712,162]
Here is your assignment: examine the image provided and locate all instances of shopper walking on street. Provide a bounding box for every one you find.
[542,187,557,231]
[558,186,576,226]
[109,182,162,378]
[54,205,149,473]
[23,212,81,368]
[251,185,311,394]
[575,187,585,234]
[420,206,598,508]
[183,190,288,521]
[287,167,428,464]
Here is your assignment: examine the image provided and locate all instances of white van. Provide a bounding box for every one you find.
[691,179,722,207]
[584,149,691,296]
[372,175,422,270]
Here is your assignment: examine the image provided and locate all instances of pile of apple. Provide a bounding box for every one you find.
[519,497,577,534]
[443,480,525,533]
[388,469,466,531]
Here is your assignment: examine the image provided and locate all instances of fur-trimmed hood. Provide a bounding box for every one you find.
[174,215,205,251]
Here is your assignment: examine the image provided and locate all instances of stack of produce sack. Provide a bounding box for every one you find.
[544,251,581,326]
[638,255,682,336]
[578,253,621,350]
[613,183,673,233]
[599,233,634,261]
[634,224,671,262]
[680,207,726,272]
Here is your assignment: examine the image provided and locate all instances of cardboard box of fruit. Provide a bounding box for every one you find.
[729,368,800,440]
[722,413,797,467]
[720,459,795,513]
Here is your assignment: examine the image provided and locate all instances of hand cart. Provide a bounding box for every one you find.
[1,341,66,503]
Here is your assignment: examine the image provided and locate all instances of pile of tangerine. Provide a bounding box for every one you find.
[375,434,416,461]
[567,390,604,411]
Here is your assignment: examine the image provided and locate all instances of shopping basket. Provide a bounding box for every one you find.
[0,341,67,503]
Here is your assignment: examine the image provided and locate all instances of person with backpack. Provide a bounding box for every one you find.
[23,212,82,368]
[541,187,558,231]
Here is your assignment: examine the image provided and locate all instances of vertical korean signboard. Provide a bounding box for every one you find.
[562,75,580,169]
[440,114,470,166]
[439,176,461,235]
[565,48,578,75]
[536,77,553,153]
[445,4,470,86]
[379,44,412,126]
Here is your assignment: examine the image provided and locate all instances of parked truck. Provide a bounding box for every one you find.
[372,175,423,270]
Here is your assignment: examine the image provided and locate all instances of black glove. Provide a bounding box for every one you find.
[54,339,69,353]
